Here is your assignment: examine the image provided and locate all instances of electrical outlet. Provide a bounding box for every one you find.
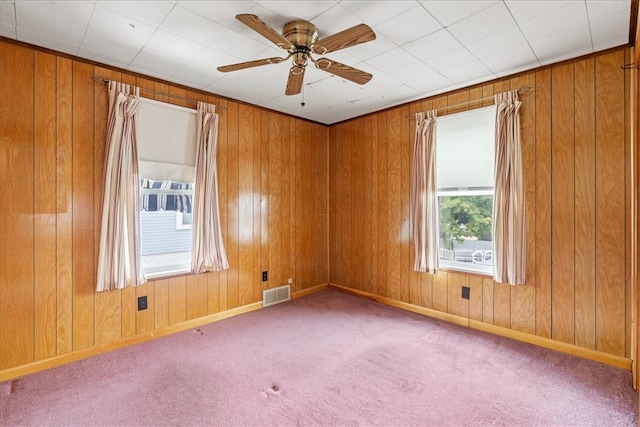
[287,278,293,284]
[461,286,470,300]
[262,271,268,282]
[137,296,148,311]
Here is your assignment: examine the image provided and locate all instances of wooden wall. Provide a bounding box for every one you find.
[329,47,635,360]
[0,40,328,374]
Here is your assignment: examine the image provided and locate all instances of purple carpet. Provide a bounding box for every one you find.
[1,289,637,426]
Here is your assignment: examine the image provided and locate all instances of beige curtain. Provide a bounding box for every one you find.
[191,102,229,273]
[96,82,145,292]
[493,90,526,285]
[411,111,439,273]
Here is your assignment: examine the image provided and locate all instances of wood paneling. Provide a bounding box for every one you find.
[329,47,634,360]
[0,39,328,376]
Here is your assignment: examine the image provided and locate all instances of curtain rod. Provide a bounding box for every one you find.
[405,86,532,119]
[91,75,227,111]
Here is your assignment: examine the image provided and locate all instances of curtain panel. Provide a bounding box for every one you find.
[191,102,229,274]
[411,111,439,274]
[96,82,146,292]
[493,90,526,285]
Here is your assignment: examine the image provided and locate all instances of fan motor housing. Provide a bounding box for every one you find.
[282,20,318,48]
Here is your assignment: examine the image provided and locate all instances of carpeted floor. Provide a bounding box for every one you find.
[1,289,637,426]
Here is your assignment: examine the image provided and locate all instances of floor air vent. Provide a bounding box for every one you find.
[263,285,291,307]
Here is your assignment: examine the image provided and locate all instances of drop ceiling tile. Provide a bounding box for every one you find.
[77,45,131,70]
[95,0,174,27]
[517,1,588,41]
[441,59,493,84]
[170,64,222,90]
[177,1,256,27]
[128,46,189,79]
[1,0,15,26]
[590,9,630,52]
[480,43,539,75]
[402,29,462,61]
[310,4,367,39]
[336,32,395,62]
[425,47,477,73]
[466,26,526,58]
[586,0,630,19]
[388,60,437,82]
[340,0,417,26]
[446,2,515,46]
[15,1,94,45]
[421,0,498,27]
[209,28,279,62]
[404,71,452,93]
[365,47,421,73]
[255,0,339,22]
[504,0,571,23]
[375,5,442,46]
[83,6,156,64]
[16,28,80,56]
[0,22,14,38]
[160,5,229,46]
[529,24,593,65]
[190,46,254,71]
[144,29,208,61]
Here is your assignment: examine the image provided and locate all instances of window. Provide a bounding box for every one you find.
[136,98,197,278]
[436,106,494,275]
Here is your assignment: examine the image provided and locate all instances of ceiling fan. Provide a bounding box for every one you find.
[217,14,376,96]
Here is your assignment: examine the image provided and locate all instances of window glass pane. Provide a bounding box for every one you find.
[438,195,492,274]
[140,209,192,278]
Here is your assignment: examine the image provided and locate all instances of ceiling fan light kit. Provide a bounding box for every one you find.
[217,14,376,96]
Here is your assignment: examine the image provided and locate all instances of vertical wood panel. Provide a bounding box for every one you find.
[154,279,169,329]
[376,114,388,297]
[595,51,626,356]
[352,119,365,291]
[71,61,96,351]
[0,43,35,369]
[135,283,154,334]
[551,63,576,344]
[33,50,58,360]
[535,69,553,338]
[56,56,73,355]
[238,105,254,306]
[387,110,402,300]
[226,102,239,309]
[448,273,469,318]
[268,111,282,289]
[255,110,264,305]
[186,274,208,320]
[399,105,410,303]
[217,99,229,311]
[168,276,187,325]
[574,58,597,349]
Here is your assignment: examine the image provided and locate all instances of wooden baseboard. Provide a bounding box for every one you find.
[0,284,329,382]
[328,283,632,371]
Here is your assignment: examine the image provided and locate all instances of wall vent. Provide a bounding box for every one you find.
[263,285,291,307]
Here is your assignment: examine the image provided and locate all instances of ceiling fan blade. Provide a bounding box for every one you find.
[285,67,305,95]
[236,14,293,50]
[315,58,372,85]
[217,57,285,73]
[312,24,376,55]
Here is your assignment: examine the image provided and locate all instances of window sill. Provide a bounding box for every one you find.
[438,260,492,278]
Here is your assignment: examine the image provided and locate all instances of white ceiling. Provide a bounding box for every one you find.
[0,0,633,124]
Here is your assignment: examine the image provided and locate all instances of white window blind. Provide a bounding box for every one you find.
[136,98,197,183]
[436,106,495,191]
